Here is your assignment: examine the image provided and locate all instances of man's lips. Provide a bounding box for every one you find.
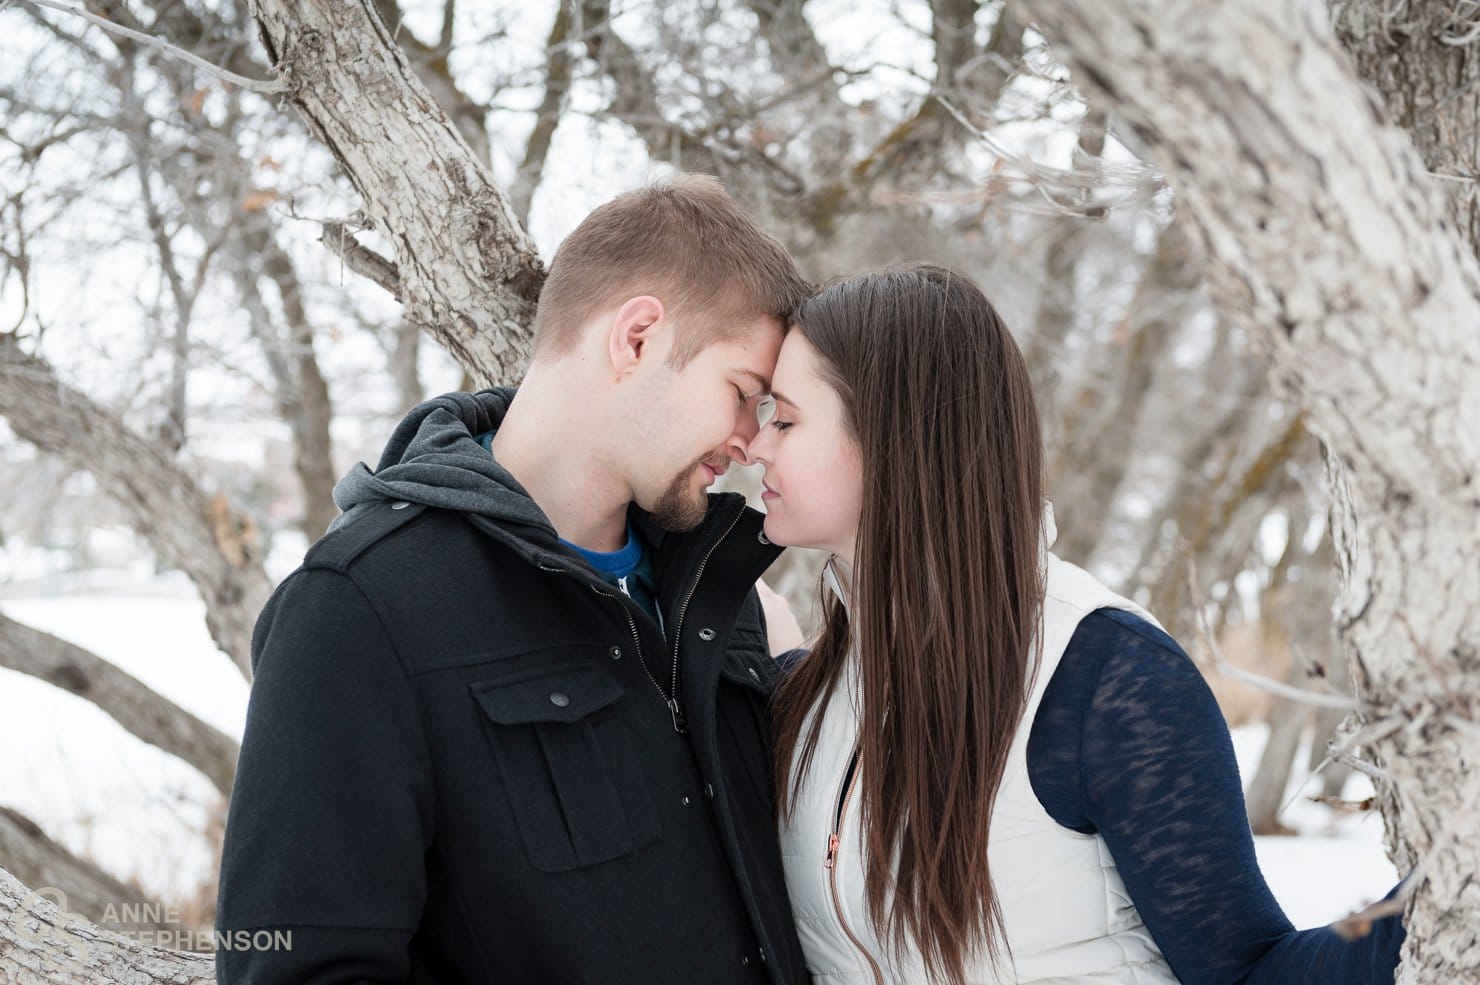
[701,462,728,481]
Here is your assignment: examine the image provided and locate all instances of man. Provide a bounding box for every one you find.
[216,174,812,984]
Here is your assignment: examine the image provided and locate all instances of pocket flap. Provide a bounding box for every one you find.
[471,666,623,725]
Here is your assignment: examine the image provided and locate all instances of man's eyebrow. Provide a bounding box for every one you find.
[736,369,772,394]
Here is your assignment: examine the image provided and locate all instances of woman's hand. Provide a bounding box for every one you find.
[755,578,804,656]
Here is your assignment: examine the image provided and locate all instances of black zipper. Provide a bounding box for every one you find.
[534,499,746,733]
[662,504,747,733]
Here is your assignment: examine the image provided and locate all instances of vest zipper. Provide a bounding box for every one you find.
[825,748,885,985]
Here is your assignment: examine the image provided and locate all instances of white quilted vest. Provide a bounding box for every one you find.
[778,526,1182,984]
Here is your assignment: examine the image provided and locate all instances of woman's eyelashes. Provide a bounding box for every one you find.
[769,419,793,431]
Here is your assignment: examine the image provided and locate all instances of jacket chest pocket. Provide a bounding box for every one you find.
[471,663,660,872]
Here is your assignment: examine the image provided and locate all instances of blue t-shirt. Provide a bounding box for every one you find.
[474,430,663,630]
[559,519,663,632]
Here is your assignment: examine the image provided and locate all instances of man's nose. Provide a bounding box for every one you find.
[728,413,761,465]
[733,419,768,467]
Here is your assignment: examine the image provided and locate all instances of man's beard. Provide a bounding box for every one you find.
[648,459,715,532]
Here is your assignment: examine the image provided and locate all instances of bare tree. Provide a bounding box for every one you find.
[1023,1,1480,979]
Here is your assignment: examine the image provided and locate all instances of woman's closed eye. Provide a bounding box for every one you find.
[768,419,793,431]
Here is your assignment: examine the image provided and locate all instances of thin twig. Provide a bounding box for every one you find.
[1283,716,1400,816]
[1186,555,1359,710]
[934,93,1165,217]
[320,222,402,300]
[1331,866,1418,941]
[16,0,286,94]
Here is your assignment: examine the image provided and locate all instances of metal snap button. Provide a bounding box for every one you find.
[549,692,570,708]
[741,955,751,966]
[389,500,410,510]
[698,628,717,641]
[703,783,714,799]
[757,530,770,545]
[609,645,622,660]
[747,667,760,682]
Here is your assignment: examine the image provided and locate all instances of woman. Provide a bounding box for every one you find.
[745,264,1405,985]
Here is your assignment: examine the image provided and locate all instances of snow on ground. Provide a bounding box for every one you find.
[0,569,248,904]
[1229,725,1399,926]
[0,559,1398,925]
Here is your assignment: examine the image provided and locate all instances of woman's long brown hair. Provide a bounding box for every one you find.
[773,264,1045,985]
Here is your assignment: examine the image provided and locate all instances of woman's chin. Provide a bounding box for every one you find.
[761,517,827,554]
[760,515,795,548]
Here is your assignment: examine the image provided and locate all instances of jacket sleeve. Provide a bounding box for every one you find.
[216,568,435,985]
[1029,609,1404,985]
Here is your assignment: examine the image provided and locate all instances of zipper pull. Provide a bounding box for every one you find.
[824,833,840,869]
[667,697,688,734]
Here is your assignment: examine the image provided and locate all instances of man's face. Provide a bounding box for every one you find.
[632,314,785,532]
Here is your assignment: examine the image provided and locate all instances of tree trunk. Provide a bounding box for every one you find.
[1023,1,1480,979]
[260,237,341,540]
[1244,666,1309,836]
[247,0,544,387]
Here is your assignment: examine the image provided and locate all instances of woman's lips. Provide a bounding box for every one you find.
[761,483,778,501]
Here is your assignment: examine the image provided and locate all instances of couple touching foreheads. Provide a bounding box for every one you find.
[217,175,1404,984]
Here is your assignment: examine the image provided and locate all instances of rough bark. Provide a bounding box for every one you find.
[0,863,214,983]
[0,335,270,678]
[1024,1,1480,979]
[248,0,544,387]
[1333,1,1480,259]
[370,0,493,166]
[0,612,238,796]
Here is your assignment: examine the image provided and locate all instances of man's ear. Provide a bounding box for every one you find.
[608,296,666,376]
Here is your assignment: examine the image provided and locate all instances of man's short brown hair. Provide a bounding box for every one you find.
[531,174,808,369]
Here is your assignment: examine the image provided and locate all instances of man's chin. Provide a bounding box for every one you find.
[645,478,710,533]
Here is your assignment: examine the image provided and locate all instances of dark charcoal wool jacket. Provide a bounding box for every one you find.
[216,388,809,985]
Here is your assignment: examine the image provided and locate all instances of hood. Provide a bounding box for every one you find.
[330,387,556,538]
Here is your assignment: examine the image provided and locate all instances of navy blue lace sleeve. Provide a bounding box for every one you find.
[1027,608,1405,985]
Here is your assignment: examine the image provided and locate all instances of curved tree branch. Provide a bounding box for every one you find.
[0,612,239,796]
[0,334,271,677]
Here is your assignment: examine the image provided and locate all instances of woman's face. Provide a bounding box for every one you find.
[745,332,864,564]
